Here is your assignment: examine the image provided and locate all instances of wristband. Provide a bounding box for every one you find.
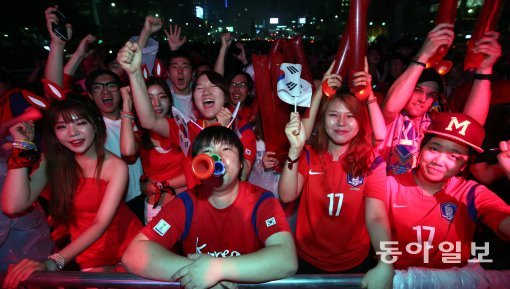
[120,111,135,119]
[47,253,65,271]
[411,59,426,68]
[286,155,299,170]
[365,98,378,105]
[12,140,37,151]
[8,148,41,170]
[473,73,492,80]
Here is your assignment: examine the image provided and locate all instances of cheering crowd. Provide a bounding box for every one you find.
[1,5,510,289]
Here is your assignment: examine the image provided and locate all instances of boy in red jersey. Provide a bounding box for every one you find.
[385,112,510,269]
[122,126,297,288]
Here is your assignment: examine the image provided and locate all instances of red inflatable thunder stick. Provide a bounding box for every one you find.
[464,0,503,71]
[322,31,350,98]
[349,0,368,99]
[426,0,457,75]
[322,0,369,100]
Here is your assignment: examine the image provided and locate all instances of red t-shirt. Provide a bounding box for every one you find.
[140,118,186,181]
[141,117,197,189]
[387,172,510,269]
[141,182,290,256]
[295,146,387,272]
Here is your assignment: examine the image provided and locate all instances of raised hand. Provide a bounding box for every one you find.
[216,107,233,127]
[351,69,373,102]
[44,6,71,44]
[497,140,510,180]
[472,31,502,74]
[417,23,454,61]
[143,16,163,35]
[164,24,187,51]
[117,41,142,75]
[285,112,306,154]
[74,34,97,58]
[8,121,35,142]
[235,42,248,65]
[120,86,133,113]
[262,151,279,170]
[220,32,233,49]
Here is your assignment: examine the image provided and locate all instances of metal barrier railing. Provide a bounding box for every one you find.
[0,272,364,288]
[2,268,509,288]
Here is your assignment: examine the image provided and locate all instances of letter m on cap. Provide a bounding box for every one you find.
[445,117,471,136]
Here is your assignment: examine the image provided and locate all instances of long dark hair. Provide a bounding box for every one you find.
[311,93,374,176]
[43,96,107,227]
[141,77,174,149]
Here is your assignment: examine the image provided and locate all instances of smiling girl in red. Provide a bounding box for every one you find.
[2,97,142,289]
[280,93,393,289]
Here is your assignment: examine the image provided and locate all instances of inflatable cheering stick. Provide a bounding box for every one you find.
[191,153,226,179]
[426,0,457,75]
[464,0,503,71]
[349,0,369,98]
[322,31,350,98]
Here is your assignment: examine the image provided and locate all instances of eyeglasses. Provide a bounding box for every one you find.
[91,82,119,94]
[414,87,439,99]
[230,82,248,89]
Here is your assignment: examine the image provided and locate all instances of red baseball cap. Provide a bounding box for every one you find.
[424,112,485,153]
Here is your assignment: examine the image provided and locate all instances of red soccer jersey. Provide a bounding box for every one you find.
[141,182,290,256]
[140,118,186,182]
[387,172,510,269]
[295,146,387,272]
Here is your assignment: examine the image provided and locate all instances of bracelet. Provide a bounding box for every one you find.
[121,112,135,119]
[286,155,299,170]
[411,59,426,68]
[8,148,41,170]
[473,73,492,80]
[121,111,135,119]
[12,140,37,151]
[47,253,65,271]
[365,98,378,105]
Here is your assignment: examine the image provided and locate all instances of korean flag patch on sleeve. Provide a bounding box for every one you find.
[153,219,171,236]
[265,217,276,227]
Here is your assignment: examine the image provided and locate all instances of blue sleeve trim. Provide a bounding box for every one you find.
[238,122,254,134]
[303,147,311,165]
[176,191,194,241]
[369,155,384,171]
[251,191,275,237]
[467,184,479,223]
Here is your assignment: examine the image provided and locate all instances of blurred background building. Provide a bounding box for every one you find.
[0,0,508,72]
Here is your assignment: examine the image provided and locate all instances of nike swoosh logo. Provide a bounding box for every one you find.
[393,204,408,208]
[309,170,325,175]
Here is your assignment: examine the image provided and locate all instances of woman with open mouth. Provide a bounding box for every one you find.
[118,41,256,182]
